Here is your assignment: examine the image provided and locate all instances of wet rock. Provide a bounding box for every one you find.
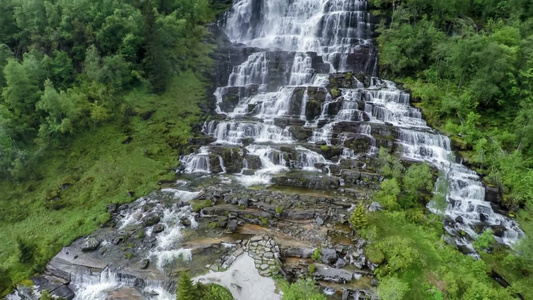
[283,247,314,258]
[140,259,150,269]
[493,225,506,237]
[272,173,340,190]
[180,217,192,227]
[341,170,361,185]
[142,214,160,227]
[134,278,146,288]
[313,264,353,283]
[112,236,124,245]
[245,155,262,170]
[286,210,315,219]
[153,224,165,233]
[81,238,100,252]
[227,220,239,232]
[321,248,338,264]
[371,278,379,287]
[315,216,324,226]
[288,126,313,141]
[51,285,75,300]
[368,201,383,212]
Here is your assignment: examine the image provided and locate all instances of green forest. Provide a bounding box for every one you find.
[0,0,225,294]
[1,0,533,299]
[369,0,533,297]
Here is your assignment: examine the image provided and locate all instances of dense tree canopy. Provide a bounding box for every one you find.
[371,0,533,296]
[0,0,213,179]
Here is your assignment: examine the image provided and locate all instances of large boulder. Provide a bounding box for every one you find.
[321,248,338,264]
[81,238,100,252]
[313,264,353,283]
[142,214,161,227]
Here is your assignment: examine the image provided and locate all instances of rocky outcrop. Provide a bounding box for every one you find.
[272,173,340,190]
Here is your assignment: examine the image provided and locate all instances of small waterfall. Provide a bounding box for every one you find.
[180,147,211,173]
[364,80,523,246]
[71,269,174,300]
[300,88,309,120]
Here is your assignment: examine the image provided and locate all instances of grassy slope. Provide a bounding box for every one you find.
[0,70,208,293]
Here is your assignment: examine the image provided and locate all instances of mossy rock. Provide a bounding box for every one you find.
[192,200,213,212]
[364,244,385,265]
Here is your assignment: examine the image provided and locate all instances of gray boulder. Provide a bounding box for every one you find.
[81,238,100,252]
[321,248,338,264]
[142,214,160,227]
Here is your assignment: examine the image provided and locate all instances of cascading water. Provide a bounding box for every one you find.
[361,80,523,248]
[180,0,523,248]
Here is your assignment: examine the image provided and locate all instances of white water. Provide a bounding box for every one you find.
[67,187,201,300]
[360,80,523,246]
[180,0,522,247]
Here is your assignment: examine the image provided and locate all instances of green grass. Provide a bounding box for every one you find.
[366,211,516,299]
[0,71,208,294]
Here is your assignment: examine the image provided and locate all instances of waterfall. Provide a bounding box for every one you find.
[179,0,522,247]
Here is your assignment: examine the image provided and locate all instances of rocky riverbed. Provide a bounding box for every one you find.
[9,176,383,299]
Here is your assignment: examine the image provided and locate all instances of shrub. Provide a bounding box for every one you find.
[349,203,368,230]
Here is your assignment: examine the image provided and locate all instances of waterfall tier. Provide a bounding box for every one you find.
[182,0,522,249]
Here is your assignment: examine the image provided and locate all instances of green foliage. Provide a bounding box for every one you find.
[0,0,215,181]
[0,72,207,295]
[275,205,284,215]
[177,272,197,300]
[371,0,533,223]
[16,238,36,264]
[430,171,449,213]
[377,235,419,275]
[364,244,385,265]
[40,290,53,300]
[330,88,340,98]
[200,283,233,300]
[308,264,316,275]
[473,229,495,252]
[281,279,326,300]
[378,276,409,300]
[378,147,404,180]
[311,248,321,262]
[192,200,212,212]
[177,272,233,300]
[349,203,368,230]
[401,162,433,208]
[375,178,401,210]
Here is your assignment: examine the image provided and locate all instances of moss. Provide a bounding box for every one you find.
[308,263,316,275]
[330,88,340,98]
[208,222,219,229]
[124,253,134,259]
[364,244,385,264]
[311,248,321,261]
[275,205,284,214]
[192,200,213,212]
[320,145,330,152]
[260,217,268,226]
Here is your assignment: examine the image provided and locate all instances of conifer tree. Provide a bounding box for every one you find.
[349,203,368,230]
[176,271,197,300]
